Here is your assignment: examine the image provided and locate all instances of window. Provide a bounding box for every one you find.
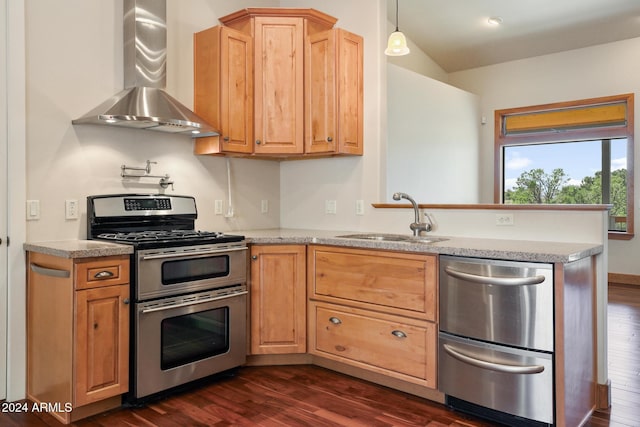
[495,94,634,239]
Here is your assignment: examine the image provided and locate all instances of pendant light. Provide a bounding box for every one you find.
[385,0,410,56]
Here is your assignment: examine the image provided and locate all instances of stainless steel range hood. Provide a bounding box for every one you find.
[72,0,218,138]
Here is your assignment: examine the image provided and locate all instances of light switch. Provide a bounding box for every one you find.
[26,200,40,220]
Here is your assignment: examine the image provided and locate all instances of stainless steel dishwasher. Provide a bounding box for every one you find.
[438,255,554,427]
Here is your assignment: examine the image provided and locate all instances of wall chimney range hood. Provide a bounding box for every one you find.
[72,0,218,138]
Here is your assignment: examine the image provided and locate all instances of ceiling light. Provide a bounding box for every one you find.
[487,16,503,26]
[385,0,410,56]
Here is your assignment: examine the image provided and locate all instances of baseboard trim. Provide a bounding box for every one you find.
[608,272,640,287]
[596,379,611,409]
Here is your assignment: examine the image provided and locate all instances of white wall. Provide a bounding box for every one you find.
[25,0,281,243]
[448,37,640,276]
[386,63,480,203]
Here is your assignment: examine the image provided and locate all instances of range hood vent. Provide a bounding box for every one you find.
[72,0,218,138]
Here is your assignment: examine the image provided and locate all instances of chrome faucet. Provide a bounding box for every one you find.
[392,192,432,236]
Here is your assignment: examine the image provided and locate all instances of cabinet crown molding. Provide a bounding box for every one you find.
[220,8,338,28]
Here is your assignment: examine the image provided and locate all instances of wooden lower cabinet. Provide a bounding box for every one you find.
[27,252,130,424]
[310,301,436,388]
[307,245,438,389]
[249,245,307,354]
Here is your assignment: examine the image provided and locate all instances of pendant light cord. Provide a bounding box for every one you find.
[394,0,400,31]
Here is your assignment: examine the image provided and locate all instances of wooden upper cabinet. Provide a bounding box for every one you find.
[253,16,305,154]
[194,26,253,154]
[306,29,363,155]
[194,8,363,158]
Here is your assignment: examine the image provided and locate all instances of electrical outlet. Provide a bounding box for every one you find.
[65,199,79,220]
[261,199,269,214]
[495,213,514,226]
[355,199,364,215]
[325,200,337,214]
[214,200,223,215]
[26,200,40,220]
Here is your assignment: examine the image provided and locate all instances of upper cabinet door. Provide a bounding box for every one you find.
[194,26,253,154]
[253,17,305,155]
[306,29,363,155]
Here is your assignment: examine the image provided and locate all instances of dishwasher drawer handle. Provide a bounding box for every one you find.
[444,266,545,286]
[30,263,71,278]
[443,344,545,375]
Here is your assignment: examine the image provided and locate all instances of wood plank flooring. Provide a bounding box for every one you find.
[3,284,639,427]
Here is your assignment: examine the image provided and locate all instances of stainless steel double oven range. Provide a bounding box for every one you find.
[88,194,247,403]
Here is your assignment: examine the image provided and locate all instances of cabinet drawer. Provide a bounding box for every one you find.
[75,256,130,290]
[311,303,436,387]
[309,246,436,320]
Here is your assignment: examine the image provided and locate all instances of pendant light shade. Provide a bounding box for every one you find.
[385,0,410,56]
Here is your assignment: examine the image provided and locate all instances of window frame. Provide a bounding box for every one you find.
[494,93,634,240]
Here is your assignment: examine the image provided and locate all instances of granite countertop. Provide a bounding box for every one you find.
[23,230,603,263]
[235,228,603,263]
[24,240,134,259]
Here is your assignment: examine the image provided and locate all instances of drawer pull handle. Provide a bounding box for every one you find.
[443,344,545,374]
[391,330,407,339]
[329,317,342,325]
[30,263,71,278]
[444,266,545,286]
[94,270,114,279]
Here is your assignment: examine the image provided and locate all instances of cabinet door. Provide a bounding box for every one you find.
[306,29,363,155]
[194,26,253,154]
[250,245,306,354]
[306,29,336,153]
[336,28,364,155]
[253,17,304,154]
[75,284,129,407]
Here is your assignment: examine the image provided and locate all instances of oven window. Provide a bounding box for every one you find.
[161,255,229,285]
[161,307,229,370]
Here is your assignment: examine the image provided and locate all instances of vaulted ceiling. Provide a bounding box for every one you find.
[389,0,640,72]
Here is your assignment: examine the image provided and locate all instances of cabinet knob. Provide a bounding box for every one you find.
[327,136,333,142]
[329,316,342,325]
[123,298,130,305]
[255,140,262,145]
[251,255,258,260]
[223,136,230,142]
[391,330,407,339]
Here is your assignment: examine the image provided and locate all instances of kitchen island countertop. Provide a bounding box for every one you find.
[236,228,603,263]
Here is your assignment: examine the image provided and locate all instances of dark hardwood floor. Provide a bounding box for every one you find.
[3,284,639,426]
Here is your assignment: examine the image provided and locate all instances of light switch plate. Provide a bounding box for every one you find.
[26,200,40,220]
[325,200,337,214]
[65,199,79,220]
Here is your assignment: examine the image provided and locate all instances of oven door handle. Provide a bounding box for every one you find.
[443,344,545,374]
[140,291,248,314]
[444,266,545,286]
[140,246,247,260]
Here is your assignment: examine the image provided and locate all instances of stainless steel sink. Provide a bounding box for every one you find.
[337,233,448,244]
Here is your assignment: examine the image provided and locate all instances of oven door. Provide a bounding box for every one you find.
[136,244,247,300]
[134,287,247,399]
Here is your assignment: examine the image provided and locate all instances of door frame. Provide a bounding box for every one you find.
[3,0,27,401]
